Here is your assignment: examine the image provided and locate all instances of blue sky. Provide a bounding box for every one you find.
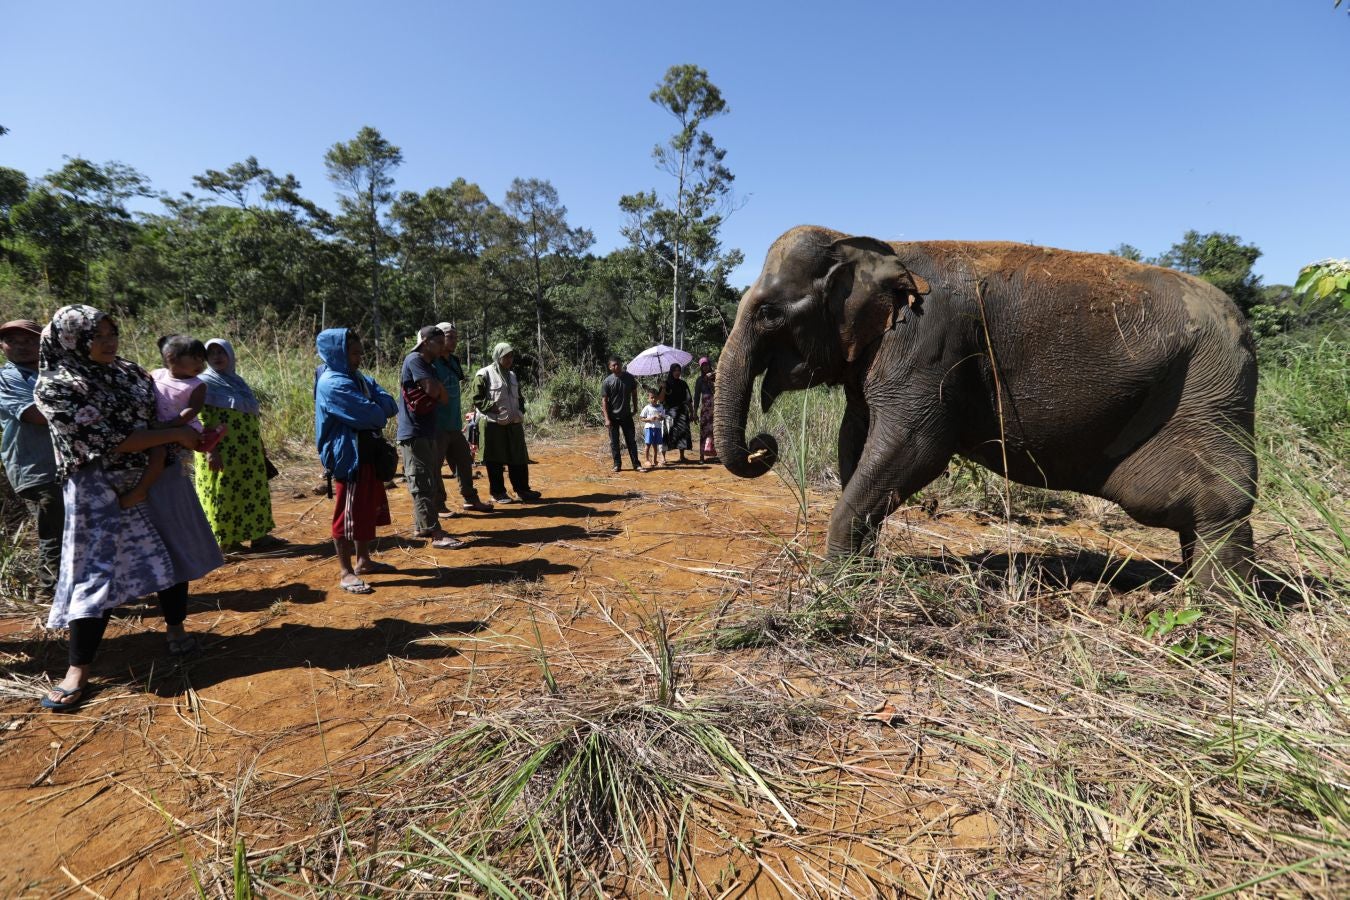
[3,1,1346,287]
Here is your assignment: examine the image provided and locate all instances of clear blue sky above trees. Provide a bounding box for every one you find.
[2,0,1345,287]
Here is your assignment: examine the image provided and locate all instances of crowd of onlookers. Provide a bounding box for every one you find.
[0,307,717,713]
[601,355,717,473]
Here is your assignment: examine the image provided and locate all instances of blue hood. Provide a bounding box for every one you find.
[313,328,396,482]
[316,328,353,376]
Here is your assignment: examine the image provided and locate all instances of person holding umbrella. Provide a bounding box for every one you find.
[662,362,694,463]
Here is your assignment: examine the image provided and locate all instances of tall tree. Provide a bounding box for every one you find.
[1157,230,1263,315]
[324,126,402,346]
[45,157,153,301]
[620,64,738,349]
[391,178,500,325]
[0,166,28,265]
[490,178,594,363]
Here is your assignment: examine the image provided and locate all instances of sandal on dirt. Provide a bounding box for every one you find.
[355,561,397,575]
[431,535,466,549]
[340,578,374,594]
[41,685,86,712]
[167,634,199,657]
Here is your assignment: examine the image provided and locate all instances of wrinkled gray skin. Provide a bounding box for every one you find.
[716,226,1257,589]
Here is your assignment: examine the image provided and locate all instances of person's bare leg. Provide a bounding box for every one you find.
[354,540,375,572]
[53,663,89,697]
[335,537,364,589]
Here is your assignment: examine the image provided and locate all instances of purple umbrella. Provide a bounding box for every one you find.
[627,344,693,377]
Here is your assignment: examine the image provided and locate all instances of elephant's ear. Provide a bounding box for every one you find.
[825,237,931,362]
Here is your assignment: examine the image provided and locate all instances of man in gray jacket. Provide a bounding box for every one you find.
[0,319,62,598]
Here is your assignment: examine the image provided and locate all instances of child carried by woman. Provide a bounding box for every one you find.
[151,335,226,459]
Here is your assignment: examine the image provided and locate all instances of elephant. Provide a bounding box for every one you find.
[715,226,1257,590]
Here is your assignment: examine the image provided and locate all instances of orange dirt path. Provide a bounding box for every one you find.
[0,433,806,897]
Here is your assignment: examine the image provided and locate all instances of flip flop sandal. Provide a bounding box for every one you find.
[431,536,466,549]
[41,685,85,712]
[356,561,397,575]
[340,578,374,594]
[167,634,199,657]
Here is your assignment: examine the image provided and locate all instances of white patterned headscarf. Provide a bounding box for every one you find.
[33,305,157,479]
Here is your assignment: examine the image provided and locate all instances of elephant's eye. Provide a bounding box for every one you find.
[757,305,785,329]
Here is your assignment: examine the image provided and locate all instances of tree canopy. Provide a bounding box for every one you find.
[1,110,745,373]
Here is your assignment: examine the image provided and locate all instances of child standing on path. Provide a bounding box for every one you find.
[639,387,668,469]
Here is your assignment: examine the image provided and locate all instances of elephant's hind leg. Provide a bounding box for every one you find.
[1104,422,1255,592]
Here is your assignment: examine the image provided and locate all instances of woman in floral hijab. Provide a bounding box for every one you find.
[33,305,223,712]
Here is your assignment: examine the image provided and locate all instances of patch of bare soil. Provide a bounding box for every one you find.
[0,433,1242,896]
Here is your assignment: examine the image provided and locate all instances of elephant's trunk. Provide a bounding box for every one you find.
[715,326,779,478]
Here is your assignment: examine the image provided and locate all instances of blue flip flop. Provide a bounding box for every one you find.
[41,685,85,712]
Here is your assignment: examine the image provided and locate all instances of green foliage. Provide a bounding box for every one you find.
[324,126,404,348]
[1,120,744,370]
[1156,229,1264,315]
[491,178,595,364]
[1141,607,1233,661]
[1293,258,1350,311]
[537,364,598,425]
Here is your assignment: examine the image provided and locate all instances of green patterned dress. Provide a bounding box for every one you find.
[194,406,275,545]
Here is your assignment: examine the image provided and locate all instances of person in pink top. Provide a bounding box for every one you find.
[150,335,207,432]
[151,335,227,460]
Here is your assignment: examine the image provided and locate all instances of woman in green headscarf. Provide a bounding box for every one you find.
[471,342,541,503]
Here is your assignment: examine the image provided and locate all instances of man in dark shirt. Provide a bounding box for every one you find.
[397,326,464,549]
[601,356,645,473]
[432,321,492,514]
[0,319,62,597]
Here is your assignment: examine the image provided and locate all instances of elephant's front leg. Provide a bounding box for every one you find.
[837,385,869,490]
[827,416,956,557]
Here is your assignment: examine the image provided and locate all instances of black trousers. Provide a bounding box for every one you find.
[608,418,641,469]
[485,462,530,499]
[67,582,189,666]
[17,481,63,594]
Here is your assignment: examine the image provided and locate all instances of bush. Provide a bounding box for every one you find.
[538,365,598,425]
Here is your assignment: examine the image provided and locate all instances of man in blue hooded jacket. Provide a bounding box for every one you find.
[315,328,398,594]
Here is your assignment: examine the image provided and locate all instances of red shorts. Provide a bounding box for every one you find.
[331,464,391,542]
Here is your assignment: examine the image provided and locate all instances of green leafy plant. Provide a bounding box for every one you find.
[1143,607,1234,661]
[1293,258,1350,312]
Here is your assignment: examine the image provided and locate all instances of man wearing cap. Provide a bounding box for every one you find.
[432,322,493,515]
[397,325,464,549]
[0,319,62,597]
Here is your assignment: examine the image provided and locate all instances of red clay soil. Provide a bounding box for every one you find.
[0,434,815,897]
[0,432,1178,897]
